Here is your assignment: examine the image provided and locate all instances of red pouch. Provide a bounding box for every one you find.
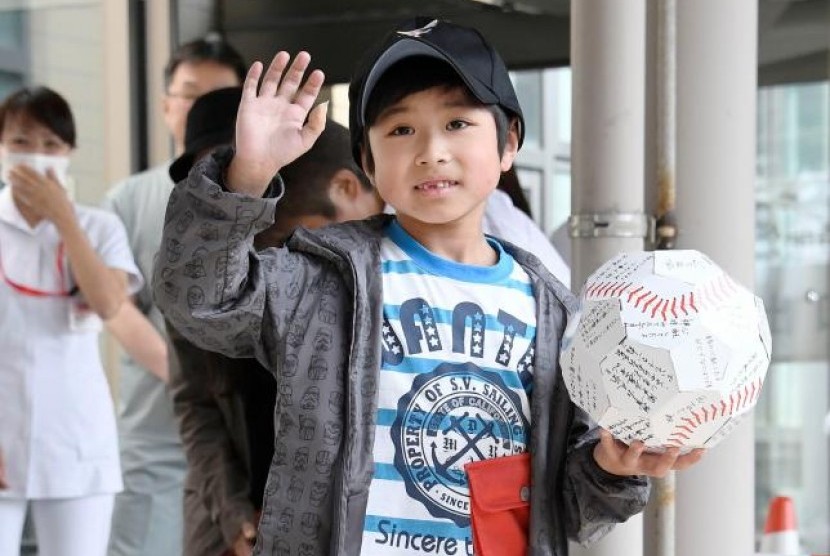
[465,452,531,556]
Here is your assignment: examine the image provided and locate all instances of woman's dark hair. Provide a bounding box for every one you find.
[164,34,247,88]
[0,86,76,147]
[498,167,532,218]
[361,56,511,174]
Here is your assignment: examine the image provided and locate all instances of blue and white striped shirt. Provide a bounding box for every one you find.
[361,220,537,555]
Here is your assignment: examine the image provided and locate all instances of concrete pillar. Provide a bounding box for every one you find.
[674,1,758,555]
[102,0,133,187]
[101,0,134,404]
[570,1,647,554]
[145,0,173,163]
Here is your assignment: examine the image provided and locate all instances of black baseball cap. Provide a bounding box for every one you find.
[348,17,525,165]
[169,86,242,183]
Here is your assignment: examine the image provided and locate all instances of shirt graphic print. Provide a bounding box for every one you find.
[362,220,537,555]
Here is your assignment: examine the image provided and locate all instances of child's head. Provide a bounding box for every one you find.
[358,57,515,176]
[349,18,524,170]
[256,120,383,247]
[169,86,243,183]
[347,18,524,230]
[0,86,76,155]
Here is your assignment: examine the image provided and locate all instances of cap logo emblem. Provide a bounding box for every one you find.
[397,19,438,38]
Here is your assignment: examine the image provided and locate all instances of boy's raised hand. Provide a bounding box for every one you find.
[227,51,327,196]
[593,429,705,478]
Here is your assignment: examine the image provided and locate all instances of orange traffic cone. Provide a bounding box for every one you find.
[760,496,800,555]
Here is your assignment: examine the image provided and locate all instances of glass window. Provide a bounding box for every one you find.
[0,10,26,95]
[795,84,828,174]
[512,70,543,149]
[755,81,830,553]
[555,68,571,145]
[550,164,571,233]
[0,10,24,49]
[0,70,22,99]
[510,67,572,239]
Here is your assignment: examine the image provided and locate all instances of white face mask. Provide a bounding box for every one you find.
[1,152,72,192]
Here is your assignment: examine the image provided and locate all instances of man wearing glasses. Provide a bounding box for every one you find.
[103,36,246,556]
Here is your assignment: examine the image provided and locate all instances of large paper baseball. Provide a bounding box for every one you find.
[560,250,771,450]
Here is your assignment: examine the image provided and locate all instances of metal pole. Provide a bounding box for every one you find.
[674,1,758,554]
[654,0,677,251]
[145,0,174,161]
[570,0,647,553]
[645,1,677,555]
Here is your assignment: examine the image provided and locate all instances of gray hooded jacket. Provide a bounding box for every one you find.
[153,149,649,556]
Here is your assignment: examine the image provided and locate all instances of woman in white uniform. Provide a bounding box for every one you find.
[0,86,142,556]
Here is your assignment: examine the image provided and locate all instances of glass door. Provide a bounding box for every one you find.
[754,81,830,553]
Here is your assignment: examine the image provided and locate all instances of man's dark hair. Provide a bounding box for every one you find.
[0,86,76,147]
[164,34,247,88]
[360,56,510,174]
[277,120,372,219]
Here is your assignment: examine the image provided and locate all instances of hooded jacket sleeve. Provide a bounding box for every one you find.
[151,147,309,370]
[562,407,651,545]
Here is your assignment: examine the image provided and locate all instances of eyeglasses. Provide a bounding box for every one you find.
[166,91,200,102]
[0,241,74,298]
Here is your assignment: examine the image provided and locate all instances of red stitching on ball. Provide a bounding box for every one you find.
[627,286,644,303]
[642,293,659,313]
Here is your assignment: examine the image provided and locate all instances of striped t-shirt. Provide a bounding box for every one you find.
[361,220,537,555]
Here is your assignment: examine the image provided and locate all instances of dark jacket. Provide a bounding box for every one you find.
[168,320,276,556]
[153,149,650,556]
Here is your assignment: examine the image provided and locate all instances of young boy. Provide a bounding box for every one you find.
[154,18,702,555]
[166,90,382,556]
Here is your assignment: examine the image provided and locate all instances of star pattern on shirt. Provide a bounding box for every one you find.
[468,312,485,356]
[381,317,404,364]
[382,323,396,346]
[517,343,535,373]
[420,302,442,350]
[471,330,483,356]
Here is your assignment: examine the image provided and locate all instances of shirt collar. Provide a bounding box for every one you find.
[0,186,47,234]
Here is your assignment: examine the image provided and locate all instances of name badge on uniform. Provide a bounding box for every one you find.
[69,300,102,333]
